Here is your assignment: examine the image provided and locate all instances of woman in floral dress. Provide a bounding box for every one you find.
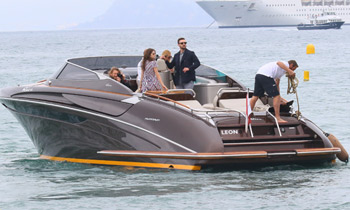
[140,48,168,93]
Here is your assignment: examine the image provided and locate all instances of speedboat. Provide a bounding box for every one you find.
[0,56,347,171]
[297,11,345,30]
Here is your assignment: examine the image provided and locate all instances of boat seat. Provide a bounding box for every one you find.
[177,100,222,111]
[218,98,269,112]
[253,99,270,112]
[218,98,246,112]
[212,88,244,107]
[202,103,214,109]
[179,100,204,109]
[202,103,229,111]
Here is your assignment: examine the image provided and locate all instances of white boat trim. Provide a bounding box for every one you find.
[296,148,341,155]
[223,140,314,146]
[97,147,340,159]
[97,150,268,159]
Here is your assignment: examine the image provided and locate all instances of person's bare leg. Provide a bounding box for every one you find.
[250,96,259,111]
[273,95,287,123]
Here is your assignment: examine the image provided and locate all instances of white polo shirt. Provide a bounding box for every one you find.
[257,61,288,79]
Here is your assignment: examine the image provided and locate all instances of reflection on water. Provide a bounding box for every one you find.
[0,154,349,209]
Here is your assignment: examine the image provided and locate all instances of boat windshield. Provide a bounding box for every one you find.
[48,56,142,95]
[56,63,100,80]
[68,56,142,72]
[49,56,245,93]
[51,56,142,80]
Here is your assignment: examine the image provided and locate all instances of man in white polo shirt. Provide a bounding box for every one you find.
[250,60,298,123]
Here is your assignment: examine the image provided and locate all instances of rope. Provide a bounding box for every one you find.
[287,75,301,119]
[287,75,298,94]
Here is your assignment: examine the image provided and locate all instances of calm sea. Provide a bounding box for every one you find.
[0,27,349,210]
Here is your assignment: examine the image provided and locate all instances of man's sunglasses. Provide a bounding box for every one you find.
[179,42,187,45]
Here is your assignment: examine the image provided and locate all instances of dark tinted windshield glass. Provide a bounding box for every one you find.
[195,65,229,83]
[57,64,99,80]
[68,56,143,70]
[196,65,220,77]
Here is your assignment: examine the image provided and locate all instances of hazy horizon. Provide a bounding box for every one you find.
[0,0,213,32]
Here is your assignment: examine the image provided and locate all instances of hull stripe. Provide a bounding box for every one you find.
[40,155,201,171]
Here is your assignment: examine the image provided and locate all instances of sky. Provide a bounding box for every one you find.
[0,0,213,32]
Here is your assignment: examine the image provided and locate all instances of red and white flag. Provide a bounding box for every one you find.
[245,89,252,133]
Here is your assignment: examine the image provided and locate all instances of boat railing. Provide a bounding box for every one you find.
[191,108,253,134]
[191,107,246,118]
[190,109,282,138]
[143,91,191,109]
[144,89,196,97]
[216,87,242,98]
[266,111,282,137]
[143,89,282,137]
[143,91,255,135]
[166,89,197,98]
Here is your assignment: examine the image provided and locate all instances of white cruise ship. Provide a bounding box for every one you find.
[196,0,350,27]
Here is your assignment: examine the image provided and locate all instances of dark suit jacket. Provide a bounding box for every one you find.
[166,49,200,86]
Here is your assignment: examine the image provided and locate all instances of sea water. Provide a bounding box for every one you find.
[0,27,349,210]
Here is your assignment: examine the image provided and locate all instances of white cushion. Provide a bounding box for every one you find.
[219,98,246,112]
[218,98,270,112]
[179,100,203,109]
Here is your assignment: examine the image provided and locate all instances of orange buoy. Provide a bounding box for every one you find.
[326,133,349,163]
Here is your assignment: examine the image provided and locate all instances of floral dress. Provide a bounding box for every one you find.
[141,60,161,92]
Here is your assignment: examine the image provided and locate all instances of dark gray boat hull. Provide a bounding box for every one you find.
[0,56,341,170]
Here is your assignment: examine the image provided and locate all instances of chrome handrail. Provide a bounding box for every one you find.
[267,111,282,137]
[190,108,254,137]
[216,87,242,99]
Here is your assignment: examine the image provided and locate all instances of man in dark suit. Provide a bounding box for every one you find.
[165,37,200,89]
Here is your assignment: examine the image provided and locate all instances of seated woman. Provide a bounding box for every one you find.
[157,50,172,72]
[108,67,130,88]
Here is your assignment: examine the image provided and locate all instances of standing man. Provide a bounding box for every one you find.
[250,60,298,123]
[165,37,200,90]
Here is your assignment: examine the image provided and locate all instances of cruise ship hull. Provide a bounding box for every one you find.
[196,0,350,28]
